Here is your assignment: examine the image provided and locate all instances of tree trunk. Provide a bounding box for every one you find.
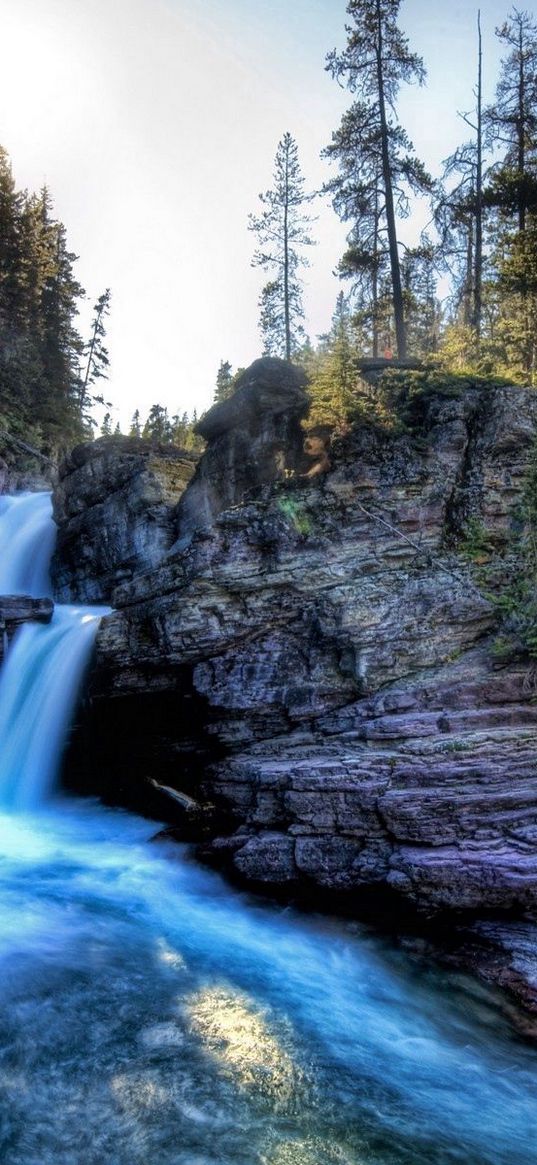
[0,429,57,467]
[372,182,380,357]
[464,221,474,327]
[283,143,291,361]
[376,0,406,358]
[80,304,103,410]
[518,17,526,233]
[474,10,483,341]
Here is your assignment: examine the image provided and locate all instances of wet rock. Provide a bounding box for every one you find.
[437,920,537,1036]
[232,832,298,885]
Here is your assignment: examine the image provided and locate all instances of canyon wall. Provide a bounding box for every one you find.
[52,362,537,932]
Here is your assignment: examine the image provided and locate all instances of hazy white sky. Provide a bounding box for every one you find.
[0,0,515,427]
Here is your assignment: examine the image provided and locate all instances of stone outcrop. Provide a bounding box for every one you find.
[0,596,53,663]
[54,366,537,1015]
[174,358,309,541]
[51,436,198,602]
[51,361,310,601]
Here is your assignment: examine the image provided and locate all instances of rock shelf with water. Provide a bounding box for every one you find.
[45,359,537,1024]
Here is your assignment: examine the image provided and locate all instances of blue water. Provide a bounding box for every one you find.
[0,493,55,597]
[1,495,537,1164]
[1,802,537,1165]
[0,605,108,809]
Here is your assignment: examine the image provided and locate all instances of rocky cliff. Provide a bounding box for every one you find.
[51,437,198,601]
[52,359,537,1020]
[175,358,309,540]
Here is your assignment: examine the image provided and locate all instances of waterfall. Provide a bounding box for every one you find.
[0,493,108,809]
[0,492,56,597]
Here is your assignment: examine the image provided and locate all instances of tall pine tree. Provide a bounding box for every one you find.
[324,0,431,359]
[0,154,87,449]
[79,288,111,416]
[307,292,358,423]
[486,7,537,232]
[435,13,486,347]
[249,133,315,359]
[214,359,234,403]
[484,9,537,381]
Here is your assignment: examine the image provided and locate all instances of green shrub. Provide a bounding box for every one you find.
[277,495,312,537]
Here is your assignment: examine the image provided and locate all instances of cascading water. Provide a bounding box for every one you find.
[0,493,107,810]
[0,493,56,598]
[0,606,107,809]
[1,494,537,1165]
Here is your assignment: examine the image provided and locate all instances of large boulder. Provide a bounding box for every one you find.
[174,357,309,541]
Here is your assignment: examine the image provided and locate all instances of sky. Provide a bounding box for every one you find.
[0,0,520,428]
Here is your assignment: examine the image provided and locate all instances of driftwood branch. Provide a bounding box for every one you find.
[0,429,57,469]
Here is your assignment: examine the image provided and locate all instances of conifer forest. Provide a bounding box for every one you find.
[2,1,537,451]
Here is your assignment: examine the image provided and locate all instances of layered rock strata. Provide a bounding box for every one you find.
[54,364,537,1012]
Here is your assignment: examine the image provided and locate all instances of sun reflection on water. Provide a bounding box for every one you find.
[155,937,187,971]
[262,1139,359,1165]
[185,985,304,1107]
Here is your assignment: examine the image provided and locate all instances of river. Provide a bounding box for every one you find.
[0,493,536,1165]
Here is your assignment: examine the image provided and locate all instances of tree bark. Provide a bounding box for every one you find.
[464,221,474,327]
[517,16,526,233]
[372,181,380,357]
[283,142,291,361]
[474,10,483,341]
[376,0,406,358]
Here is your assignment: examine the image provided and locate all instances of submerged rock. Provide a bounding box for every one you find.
[431,919,537,1037]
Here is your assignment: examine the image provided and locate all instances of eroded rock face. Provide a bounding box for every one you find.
[73,377,537,932]
[51,437,198,602]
